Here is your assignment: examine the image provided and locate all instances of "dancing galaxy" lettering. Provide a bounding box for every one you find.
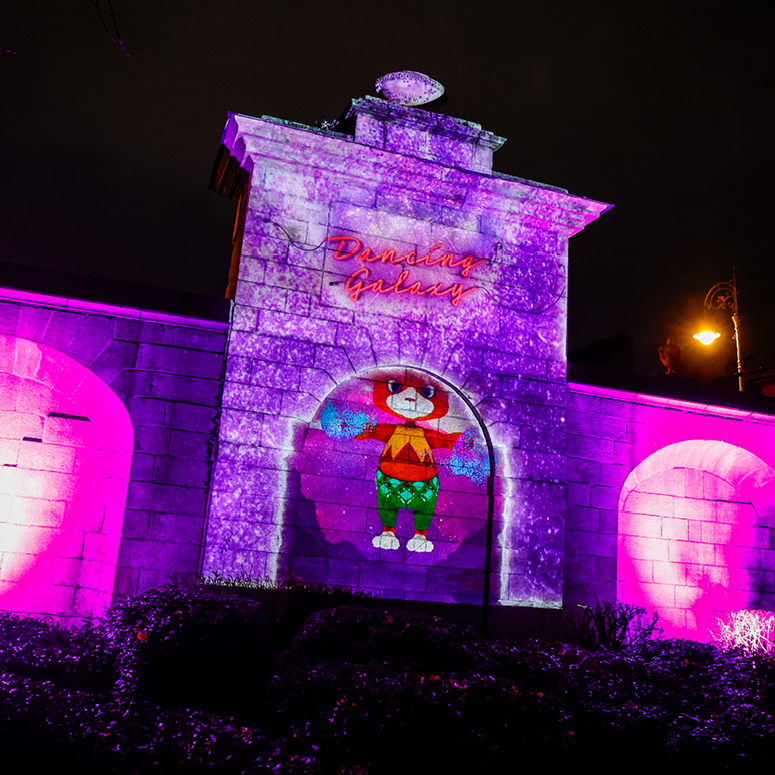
[325,236,486,308]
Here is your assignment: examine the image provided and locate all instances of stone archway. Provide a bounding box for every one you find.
[617,440,775,640]
[279,365,493,604]
[0,335,133,621]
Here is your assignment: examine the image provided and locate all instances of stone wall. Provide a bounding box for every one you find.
[564,381,639,608]
[566,373,775,640]
[0,286,228,621]
[4,94,775,640]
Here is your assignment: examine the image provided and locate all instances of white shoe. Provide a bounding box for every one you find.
[373,532,400,550]
[406,534,434,553]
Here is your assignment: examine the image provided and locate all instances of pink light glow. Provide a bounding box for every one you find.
[0,335,133,621]
[0,285,229,332]
[618,440,775,641]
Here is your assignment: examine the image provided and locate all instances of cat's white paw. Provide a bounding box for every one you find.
[406,535,434,553]
[373,532,400,550]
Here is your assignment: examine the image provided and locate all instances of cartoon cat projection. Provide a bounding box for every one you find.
[320,370,490,553]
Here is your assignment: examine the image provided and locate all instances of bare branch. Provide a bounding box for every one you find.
[90,0,131,57]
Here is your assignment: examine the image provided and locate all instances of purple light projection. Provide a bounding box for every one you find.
[0,334,133,621]
[281,368,493,601]
[619,440,775,641]
[204,104,609,609]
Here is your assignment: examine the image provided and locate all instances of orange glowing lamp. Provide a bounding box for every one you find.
[693,330,721,346]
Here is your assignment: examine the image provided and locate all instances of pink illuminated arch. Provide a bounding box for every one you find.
[0,334,133,622]
[618,440,775,641]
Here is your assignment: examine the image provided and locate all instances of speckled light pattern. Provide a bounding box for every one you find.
[204,99,609,606]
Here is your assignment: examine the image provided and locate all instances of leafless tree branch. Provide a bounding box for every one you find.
[90,0,130,57]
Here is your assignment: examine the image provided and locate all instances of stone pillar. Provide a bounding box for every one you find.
[206,96,609,607]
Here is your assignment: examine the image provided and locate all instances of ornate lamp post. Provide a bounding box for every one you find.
[699,274,743,391]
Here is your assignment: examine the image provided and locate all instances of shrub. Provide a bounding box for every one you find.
[100,582,273,722]
[563,600,663,650]
[6,589,775,772]
[712,609,775,655]
[289,605,492,674]
[0,612,116,692]
[0,671,288,774]
[274,582,375,645]
[270,661,570,774]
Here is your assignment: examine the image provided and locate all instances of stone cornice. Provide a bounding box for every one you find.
[217,111,611,237]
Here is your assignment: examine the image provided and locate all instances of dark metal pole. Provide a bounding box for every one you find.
[410,367,497,639]
[482,467,496,638]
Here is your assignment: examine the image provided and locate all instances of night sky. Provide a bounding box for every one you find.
[3,1,774,378]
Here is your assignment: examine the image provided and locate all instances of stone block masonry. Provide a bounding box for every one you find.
[205,97,609,608]
[0,285,228,622]
[567,375,775,641]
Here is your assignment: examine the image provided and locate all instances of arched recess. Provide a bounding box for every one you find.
[278,366,496,605]
[0,334,133,621]
[618,440,775,641]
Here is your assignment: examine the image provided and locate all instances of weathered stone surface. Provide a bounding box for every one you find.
[0,292,228,621]
[205,105,608,610]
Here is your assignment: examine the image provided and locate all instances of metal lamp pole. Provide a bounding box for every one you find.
[703,273,743,391]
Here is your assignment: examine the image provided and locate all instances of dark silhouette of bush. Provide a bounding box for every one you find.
[289,605,494,674]
[0,670,286,774]
[270,660,568,774]
[273,606,775,774]
[100,582,273,722]
[561,600,663,650]
[0,614,116,770]
[3,593,775,773]
[273,582,375,646]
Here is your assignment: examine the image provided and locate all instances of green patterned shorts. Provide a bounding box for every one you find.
[375,469,439,531]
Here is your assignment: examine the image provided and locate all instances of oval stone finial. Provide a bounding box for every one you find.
[375,71,445,106]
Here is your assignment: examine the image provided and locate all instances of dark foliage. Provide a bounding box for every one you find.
[1,590,775,774]
[0,610,283,773]
[100,583,274,723]
[0,611,116,692]
[562,600,664,650]
[270,661,569,774]
[0,673,282,773]
[289,605,493,673]
[273,582,375,646]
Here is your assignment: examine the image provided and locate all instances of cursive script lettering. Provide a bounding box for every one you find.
[344,267,478,308]
[325,236,485,308]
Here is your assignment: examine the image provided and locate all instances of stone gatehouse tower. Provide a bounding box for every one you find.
[205,94,609,609]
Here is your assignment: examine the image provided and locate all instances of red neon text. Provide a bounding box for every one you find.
[325,236,485,308]
[343,267,478,307]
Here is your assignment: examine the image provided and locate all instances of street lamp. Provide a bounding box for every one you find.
[693,330,721,346]
[695,274,743,391]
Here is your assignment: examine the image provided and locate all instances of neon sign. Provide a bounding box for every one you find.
[325,236,487,308]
